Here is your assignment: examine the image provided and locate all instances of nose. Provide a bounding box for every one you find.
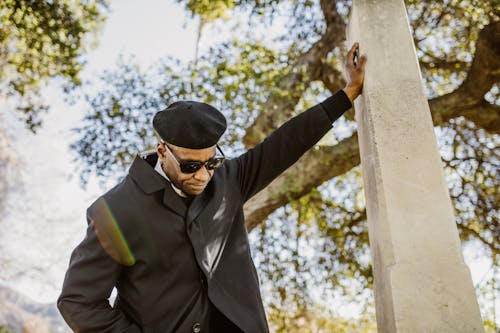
[193,166,210,182]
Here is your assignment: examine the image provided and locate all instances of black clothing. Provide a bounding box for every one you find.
[153,100,227,149]
[58,90,352,332]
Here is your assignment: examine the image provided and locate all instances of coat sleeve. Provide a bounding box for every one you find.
[57,213,141,333]
[234,89,352,202]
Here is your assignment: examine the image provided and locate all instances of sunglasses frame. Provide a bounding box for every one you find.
[162,141,225,174]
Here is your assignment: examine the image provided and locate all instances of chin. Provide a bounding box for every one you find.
[185,187,206,196]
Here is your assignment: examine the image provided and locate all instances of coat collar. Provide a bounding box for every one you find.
[129,153,187,217]
[129,153,168,194]
[128,152,218,220]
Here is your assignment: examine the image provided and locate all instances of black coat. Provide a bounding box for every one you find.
[58,91,351,333]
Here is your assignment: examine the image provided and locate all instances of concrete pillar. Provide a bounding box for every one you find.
[346,0,484,332]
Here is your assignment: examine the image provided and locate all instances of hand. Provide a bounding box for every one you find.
[343,42,367,103]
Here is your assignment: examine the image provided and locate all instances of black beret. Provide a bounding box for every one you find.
[152,101,227,149]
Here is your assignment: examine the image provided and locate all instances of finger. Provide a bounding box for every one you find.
[358,54,367,70]
[349,42,359,55]
[346,42,359,67]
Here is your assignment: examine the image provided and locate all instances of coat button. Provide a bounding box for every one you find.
[192,322,201,332]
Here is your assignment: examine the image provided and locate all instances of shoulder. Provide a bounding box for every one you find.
[86,178,139,266]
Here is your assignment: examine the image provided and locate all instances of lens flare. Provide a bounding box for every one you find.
[91,198,136,266]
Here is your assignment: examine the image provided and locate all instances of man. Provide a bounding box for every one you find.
[58,43,366,332]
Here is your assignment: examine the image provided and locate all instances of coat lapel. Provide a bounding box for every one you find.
[129,153,187,217]
[186,182,212,225]
[185,180,212,275]
[162,184,187,217]
[185,172,233,276]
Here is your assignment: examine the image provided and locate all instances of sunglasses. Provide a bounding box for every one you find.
[162,141,225,174]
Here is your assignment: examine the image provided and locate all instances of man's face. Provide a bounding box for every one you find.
[157,142,216,196]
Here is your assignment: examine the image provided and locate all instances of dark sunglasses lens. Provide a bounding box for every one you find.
[179,158,225,173]
[180,162,203,174]
[206,158,225,170]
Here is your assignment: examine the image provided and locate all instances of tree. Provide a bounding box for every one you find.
[0,0,109,129]
[0,1,109,284]
[72,0,499,330]
[0,0,108,215]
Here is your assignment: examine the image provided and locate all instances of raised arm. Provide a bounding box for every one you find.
[234,42,366,202]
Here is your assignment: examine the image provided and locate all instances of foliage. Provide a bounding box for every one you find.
[475,252,500,333]
[72,0,499,330]
[409,0,497,96]
[177,0,235,23]
[438,118,499,254]
[266,301,377,333]
[0,0,108,131]
[71,40,297,184]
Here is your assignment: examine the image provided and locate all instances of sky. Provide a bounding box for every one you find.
[0,0,496,321]
[1,0,199,302]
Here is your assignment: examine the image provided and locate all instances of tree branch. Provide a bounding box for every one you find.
[243,2,346,148]
[423,19,499,133]
[243,17,500,231]
[430,98,500,133]
[419,59,470,73]
[313,62,345,94]
[244,133,360,231]
[427,18,500,133]
[455,20,500,103]
[460,224,499,255]
[312,62,357,120]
